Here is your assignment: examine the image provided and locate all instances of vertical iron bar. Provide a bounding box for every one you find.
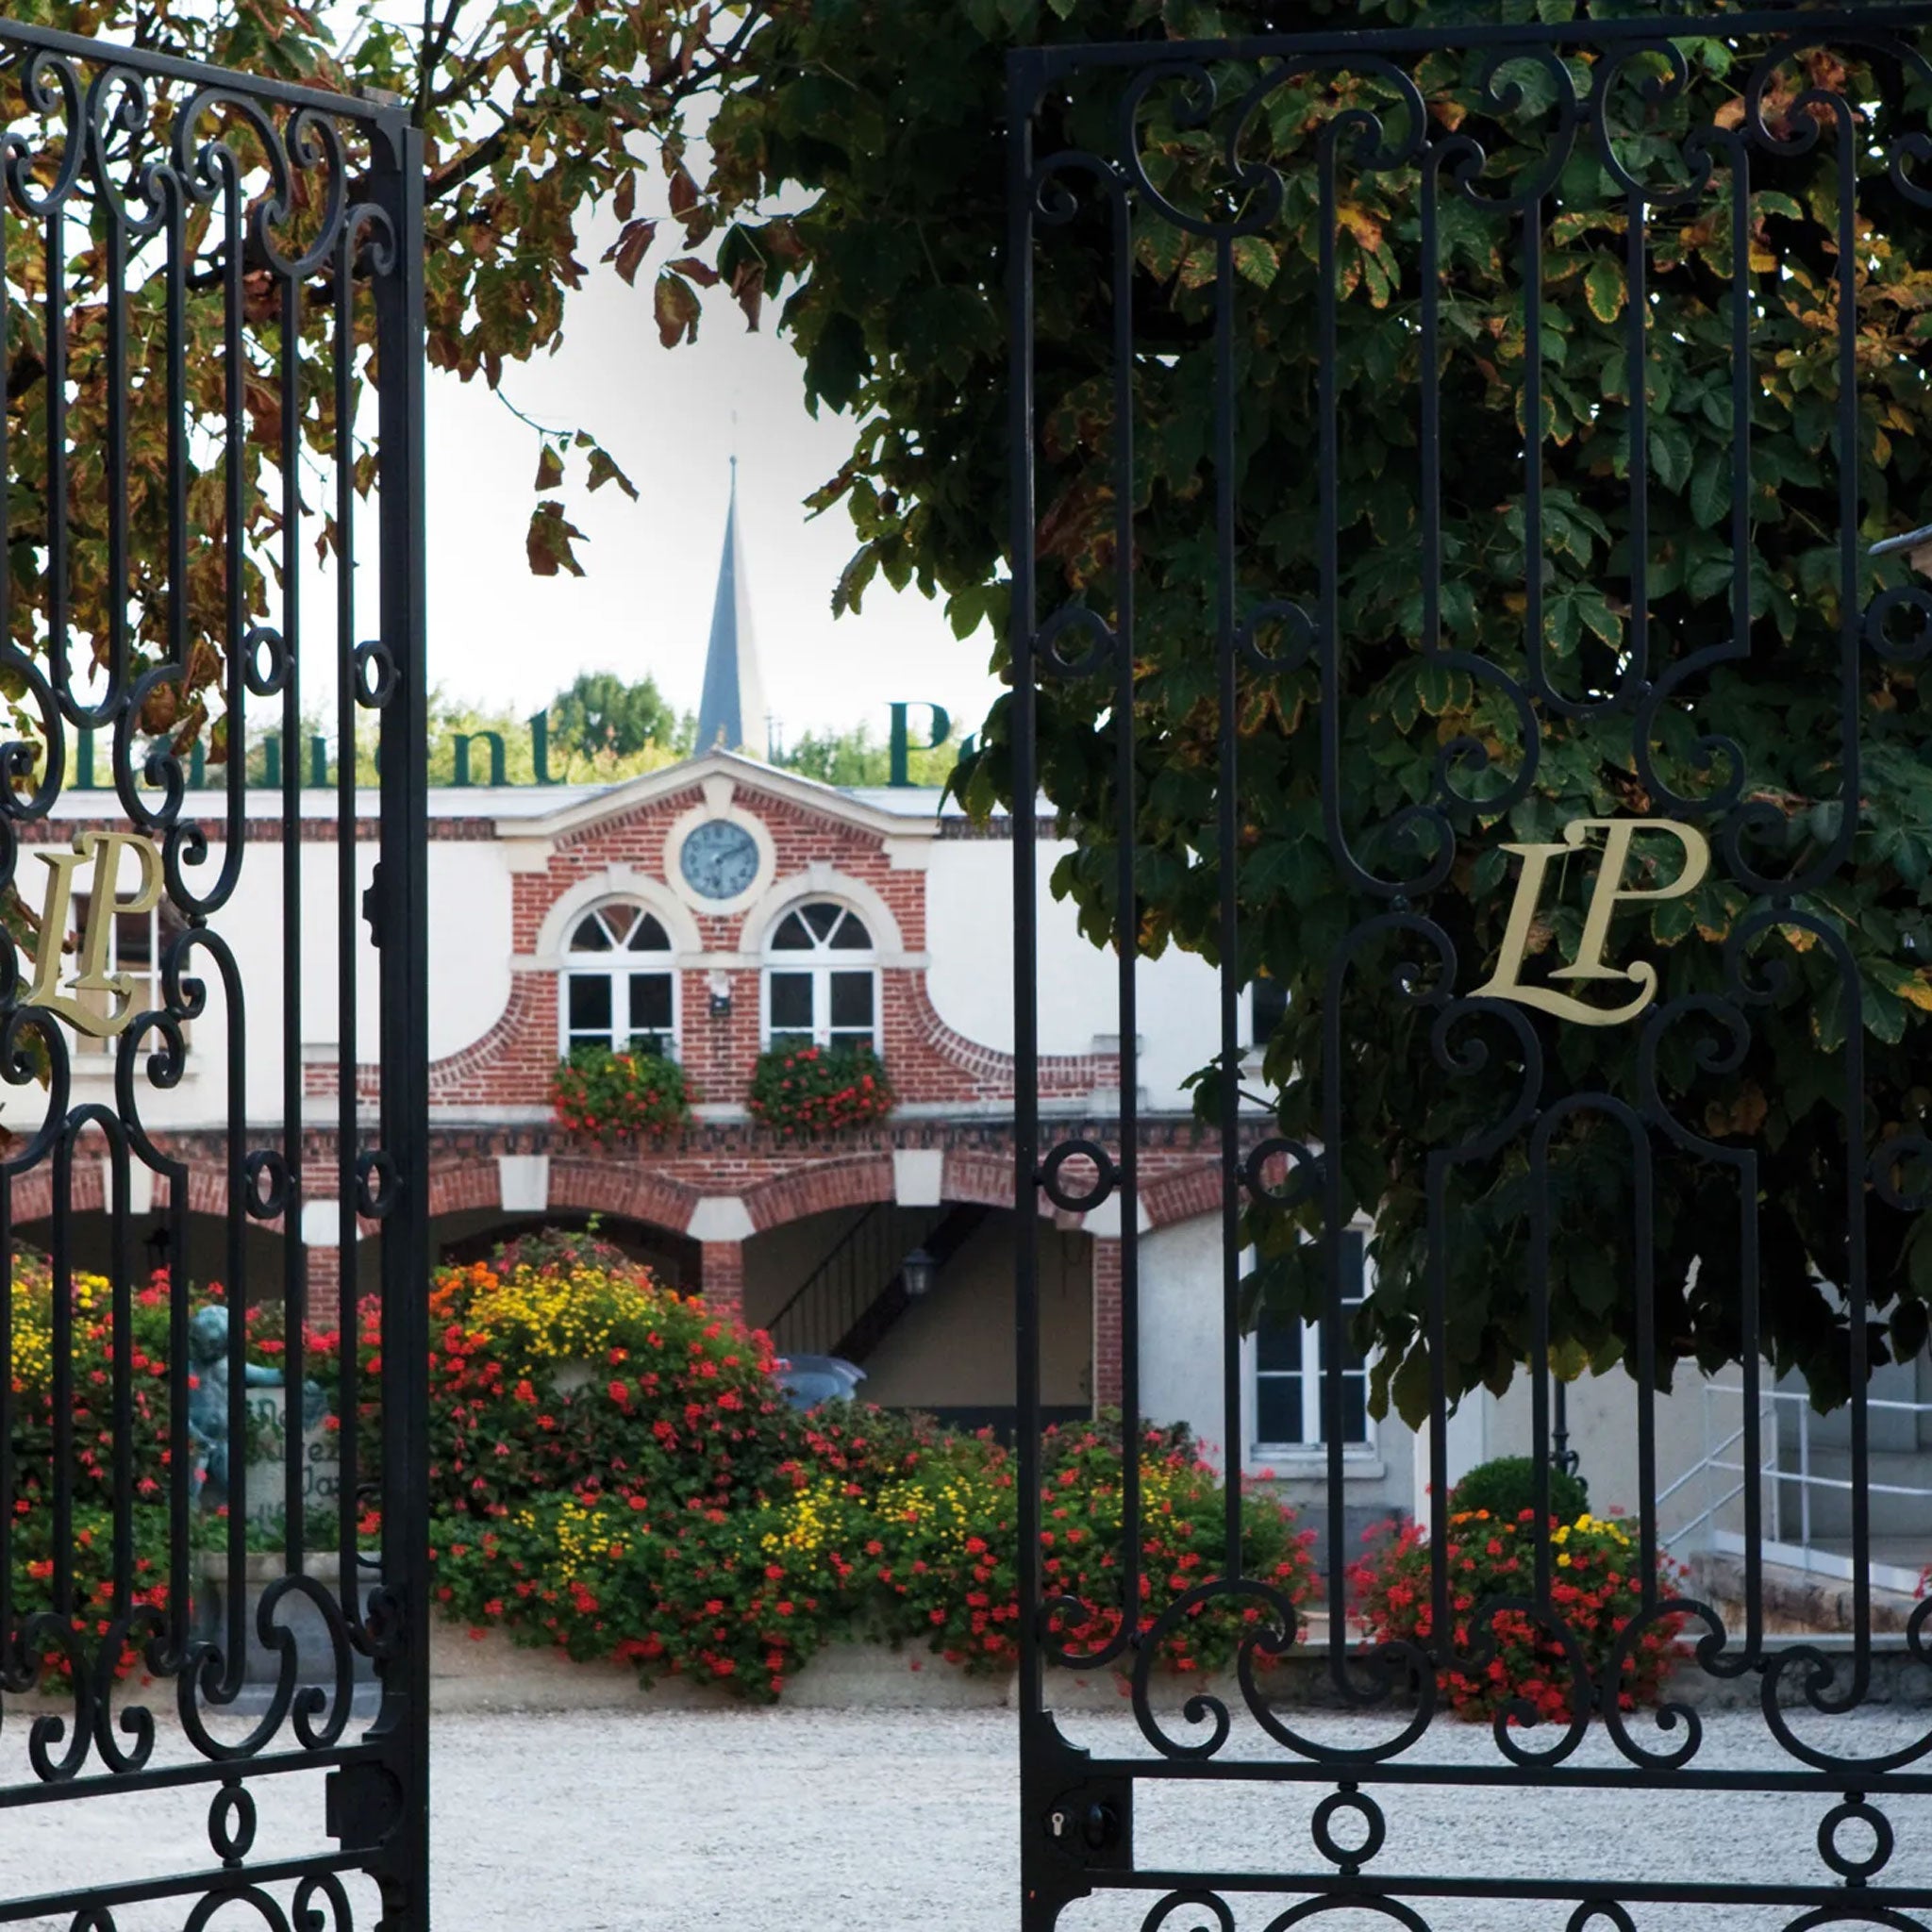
[371,115,432,1919]
[1727,132,1765,1657]
[1007,70,1046,1932]
[51,1130,74,1616]
[44,198,68,709]
[1624,184,1649,694]
[1524,204,1546,704]
[103,194,128,706]
[1530,1131,1552,1609]
[1833,115,1872,1690]
[333,208,362,1633]
[1315,140,1345,1657]
[216,156,251,1691]
[108,1132,132,1614]
[1214,232,1244,1574]
[1109,170,1142,1632]
[1634,1141,1657,1607]
[282,269,307,1573]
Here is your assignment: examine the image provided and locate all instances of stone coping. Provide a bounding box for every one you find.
[426,1624,1932,1716]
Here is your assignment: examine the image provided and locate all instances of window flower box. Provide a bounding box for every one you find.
[746,1043,894,1136]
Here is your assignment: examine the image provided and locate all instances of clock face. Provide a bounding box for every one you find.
[679,819,760,900]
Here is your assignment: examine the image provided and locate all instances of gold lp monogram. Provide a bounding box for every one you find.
[1474,817,1710,1027]
[24,831,166,1038]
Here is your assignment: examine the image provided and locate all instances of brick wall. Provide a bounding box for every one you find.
[307,771,1113,1112]
[1092,1237,1123,1408]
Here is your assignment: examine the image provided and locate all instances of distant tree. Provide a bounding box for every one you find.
[547,673,691,770]
[776,721,961,789]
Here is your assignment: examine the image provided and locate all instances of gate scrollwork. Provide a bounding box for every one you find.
[1012,6,1932,1926]
[0,21,427,1932]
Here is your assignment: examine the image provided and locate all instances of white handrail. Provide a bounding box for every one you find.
[1659,1381,1932,1569]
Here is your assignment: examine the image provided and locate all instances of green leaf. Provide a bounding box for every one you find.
[1651,421,1693,493]
[1689,450,1729,529]
[1233,235,1280,291]
[1584,258,1625,324]
[1575,588,1623,648]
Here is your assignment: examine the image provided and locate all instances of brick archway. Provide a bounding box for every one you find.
[740,1157,895,1233]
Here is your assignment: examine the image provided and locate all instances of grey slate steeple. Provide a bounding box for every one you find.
[695,459,769,757]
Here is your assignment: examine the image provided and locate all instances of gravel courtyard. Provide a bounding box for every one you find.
[2,1707,1927,1929]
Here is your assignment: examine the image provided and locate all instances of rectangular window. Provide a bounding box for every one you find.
[828,970,874,1049]
[627,972,674,1050]
[1250,1228,1373,1456]
[768,970,814,1050]
[566,974,613,1046]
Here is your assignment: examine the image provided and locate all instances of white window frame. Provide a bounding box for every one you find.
[67,892,177,1057]
[761,901,881,1053]
[558,901,681,1059]
[1243,1227,1380,1473]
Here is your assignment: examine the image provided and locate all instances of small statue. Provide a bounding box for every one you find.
[185,1305,326,1510]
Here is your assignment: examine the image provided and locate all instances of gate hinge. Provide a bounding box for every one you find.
[1041,1774,1133,1874]
[326,1760,405,1853]
[361,866,384,949]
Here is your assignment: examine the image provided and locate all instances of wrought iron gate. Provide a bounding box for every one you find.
[0,19,429,1928]
[1011,6,1932,1926]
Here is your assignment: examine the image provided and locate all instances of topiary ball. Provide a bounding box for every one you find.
[1448,1454,1588,1526]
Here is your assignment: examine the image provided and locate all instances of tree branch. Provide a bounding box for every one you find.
[417,0,466,125]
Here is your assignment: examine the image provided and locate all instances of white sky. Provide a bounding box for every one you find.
[406,209,1003,748]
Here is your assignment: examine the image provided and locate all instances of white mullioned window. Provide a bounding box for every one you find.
[68,892,183,1055]
[763,901,879,1052]
[1249,1228,1374,1457]
[561,903,678,1057]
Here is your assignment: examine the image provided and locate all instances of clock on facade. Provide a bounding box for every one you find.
[678,818,761,900]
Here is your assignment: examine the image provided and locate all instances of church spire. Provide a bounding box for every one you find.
[695,458,769,758]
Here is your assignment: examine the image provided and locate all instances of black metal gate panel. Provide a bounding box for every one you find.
[0,20,428,1927]
[1010,7,1932,1927]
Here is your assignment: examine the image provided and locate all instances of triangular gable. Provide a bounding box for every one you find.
[492,748,941,846]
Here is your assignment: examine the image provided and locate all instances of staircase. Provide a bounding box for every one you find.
[766,1203,990,1368]
[1660,1370,1932,1598]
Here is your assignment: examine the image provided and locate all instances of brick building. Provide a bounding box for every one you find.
[25,475,1924,1582]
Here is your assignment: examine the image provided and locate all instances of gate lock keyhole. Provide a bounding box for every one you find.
[1048,1801,1120,1854]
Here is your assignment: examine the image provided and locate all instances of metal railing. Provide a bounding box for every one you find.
[1660,1381,1932,1595]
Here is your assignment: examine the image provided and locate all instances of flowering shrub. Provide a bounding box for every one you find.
[428,1263,1319,1698]
[421,1243,796,1524]
[5,1258,275,1684]
[7,1231,1317,1706]
[1349,1507,1687,1724]
[857,1419,1317,1678]
[746,1043,894,1135]
[550,1044,691,1144]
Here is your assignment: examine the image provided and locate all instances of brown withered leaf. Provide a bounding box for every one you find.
[604,218,657,288]
[526,500,587,578]
[653,270,701,348]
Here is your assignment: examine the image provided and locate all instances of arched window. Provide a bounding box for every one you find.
[763,900,877,1052]
[562,903,676,1057]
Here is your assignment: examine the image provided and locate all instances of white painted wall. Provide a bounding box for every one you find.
[1475,1368,1733,1544]
[924,840,1241,1113]
[36,812,520,1131]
